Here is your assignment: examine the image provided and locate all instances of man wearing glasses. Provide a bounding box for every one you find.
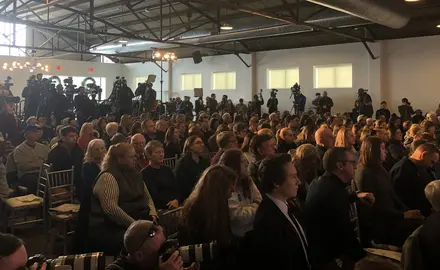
[107,220,196,270]
[304,147,375,270]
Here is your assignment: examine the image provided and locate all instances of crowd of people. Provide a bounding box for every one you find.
[2,91,440,270]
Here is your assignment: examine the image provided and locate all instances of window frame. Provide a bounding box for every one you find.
[313,63,353,89]
[266,67,300,89]
[211,71,237,90]
[180,73,202,91]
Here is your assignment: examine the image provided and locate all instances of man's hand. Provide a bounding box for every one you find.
[357,192,375,206]
[159,251,183,270]
[167,199,179,209]
[152,215,158,222]
[184,263,200,270]
[404,210,425,220]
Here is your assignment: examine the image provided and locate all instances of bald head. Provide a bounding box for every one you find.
[315,126,334,149]
[410,143,440,168]
[425,180,440,211]
[366,118,373,127]
[124,220,155,254]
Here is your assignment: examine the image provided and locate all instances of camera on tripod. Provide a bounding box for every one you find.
[63,77,79,96]
[86,82,102,96]
[270,88,278,97]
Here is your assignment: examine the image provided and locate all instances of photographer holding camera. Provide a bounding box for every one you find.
[0,233,46,270]
[74,86,90,126]
[106,220,198,270]
[267,89,278,114]
[356,88,373,118]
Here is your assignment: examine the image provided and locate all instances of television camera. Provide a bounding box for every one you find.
[270,88,278,97]
[4,76,13,90]
[0,77,19,104]
[63,77,79,96]
[289,83,305,115]
[290,83,301,99]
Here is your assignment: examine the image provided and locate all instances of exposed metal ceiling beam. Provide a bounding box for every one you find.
[191,0,373,42]
[13,0,90,16]
[179,1,219,25]
[0,14,243,54]
[125,2,159,39]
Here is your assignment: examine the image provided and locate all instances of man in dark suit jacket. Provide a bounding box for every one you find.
[305,148,375,270]
[240,154,310,270]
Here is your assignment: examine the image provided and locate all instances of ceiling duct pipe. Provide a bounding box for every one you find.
[177,15,370,45]
[306,0,410,29]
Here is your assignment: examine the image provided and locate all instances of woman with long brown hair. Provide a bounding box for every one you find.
[163,126,182,158]
[335,127,357,155]
[295,125,316,147]
[292,143,319,208]
[96,117,107,139]
[179,165,237,269]
[174,135,210,202]
[87,143,157,255]
[219,149,262,238]
[354,136,423,247]
[241,133,256,164]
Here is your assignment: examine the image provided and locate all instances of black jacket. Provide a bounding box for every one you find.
[142,165,178,209]
[385,140,408,171]
[315,144,327,177]
[390,157,432,217]
[304,173,365,265]
[398,105,414,122]
[240,195,310,270]
[173,153,209,202]
[376,108,391,122]
[277,140,297,154]
[418,211,440,270]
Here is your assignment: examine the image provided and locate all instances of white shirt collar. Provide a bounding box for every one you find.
[266,193,288,214]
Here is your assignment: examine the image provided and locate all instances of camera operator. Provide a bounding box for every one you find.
[267,90,278,114]
[0,233,47,270]
[216,95,229,113]
[195,96,204,116]
[320,91,334,115]
[292,84,306,116]
[0,87,20,146]
[111,78,134,117]
[398,98,414,122]
[357,88,373,118]
[206,94,217,113]
[47,84,69,125]
[74,86,90,126]
[106,220,197,270]
[22,75,42,118]
[312,93,322,115]
[250,91,264,117]
[182,96,194,121]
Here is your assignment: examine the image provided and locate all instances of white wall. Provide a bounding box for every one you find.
[384,35,440,113]
[0,55,127,98]
[171,54,252,102]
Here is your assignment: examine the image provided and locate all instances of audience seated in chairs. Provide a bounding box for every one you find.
[385,125,408,171]
[354,136,423,247]
[106,220,193,270]
[199,113,212,145]
[96,117,108,139]
[233,122,247,148]
[129,121,142,137]
[390,142,439,217]
[104,122,119,148]
[86,143,157,255]
[155,119,168,143]
[118,114,132,136]
[174,136,209,203]
[77,122,95,151]
[240,154,309,270]
[13,125,49,194]
[178,165,237,270]
[218,148,261,238]
[248,134,277,191]
[292,144,319,208]
[164,126,182,159]
[142,140,179,210]
[304,147,374,270]
[47,126,85,201]
[210,131,238,165]
[207,124,229,152]
[277,127,297,153]
[110,132,127,146]
[142,119,157,144]
[74,138,106,253]
[131,133,149,171]
[241,133,255,164]
[314,126,334,177]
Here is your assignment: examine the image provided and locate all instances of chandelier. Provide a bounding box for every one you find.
[153,51,177,61]
[2,61,49,73]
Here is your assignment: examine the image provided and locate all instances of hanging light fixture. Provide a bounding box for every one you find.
[220,23,233,30]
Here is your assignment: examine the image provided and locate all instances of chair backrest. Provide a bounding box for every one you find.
[6,152,18,186]
[159,207,183,239]
[44,165,75,208]
[163,155,177,169]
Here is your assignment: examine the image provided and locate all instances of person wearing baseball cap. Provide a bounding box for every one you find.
[13,124,49,194]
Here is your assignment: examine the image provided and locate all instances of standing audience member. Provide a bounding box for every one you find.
[354,137,423,247]
[77,122,95,151]
[142,141,179,210]
[174,136,209,202]
[13,125,49,194]
[210,131,238,165]
[390,143,439,217]
[243,154,309,270]
[412,109,424,124]
[376,101,391,122]
[277,128,297,153]
[74,139,106,252]
[305,147,375,270]
[248,134,277,190]
[399,98,414,123]
[47,126,85,200]
[178,165,237,270]
[164,126,182,158]
[130,134,148,171]
[219,149,262,238]
[87,143,157,255]
[315,126,334,176]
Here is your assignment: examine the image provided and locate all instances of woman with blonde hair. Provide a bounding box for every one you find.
[295,125,316,147]
[174,136,210,202]
[179,165,238,269]
[404,124,423,149]
[292,144,319,207]
[219,149,262,237]
[335,127,357,153]
[77,122,95,151]
[86,142,157,255]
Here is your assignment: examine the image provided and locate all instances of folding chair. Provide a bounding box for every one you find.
[45,165,80,255]
[1,164,46,235]
[159,207,183,239]
[163,155,178,169]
